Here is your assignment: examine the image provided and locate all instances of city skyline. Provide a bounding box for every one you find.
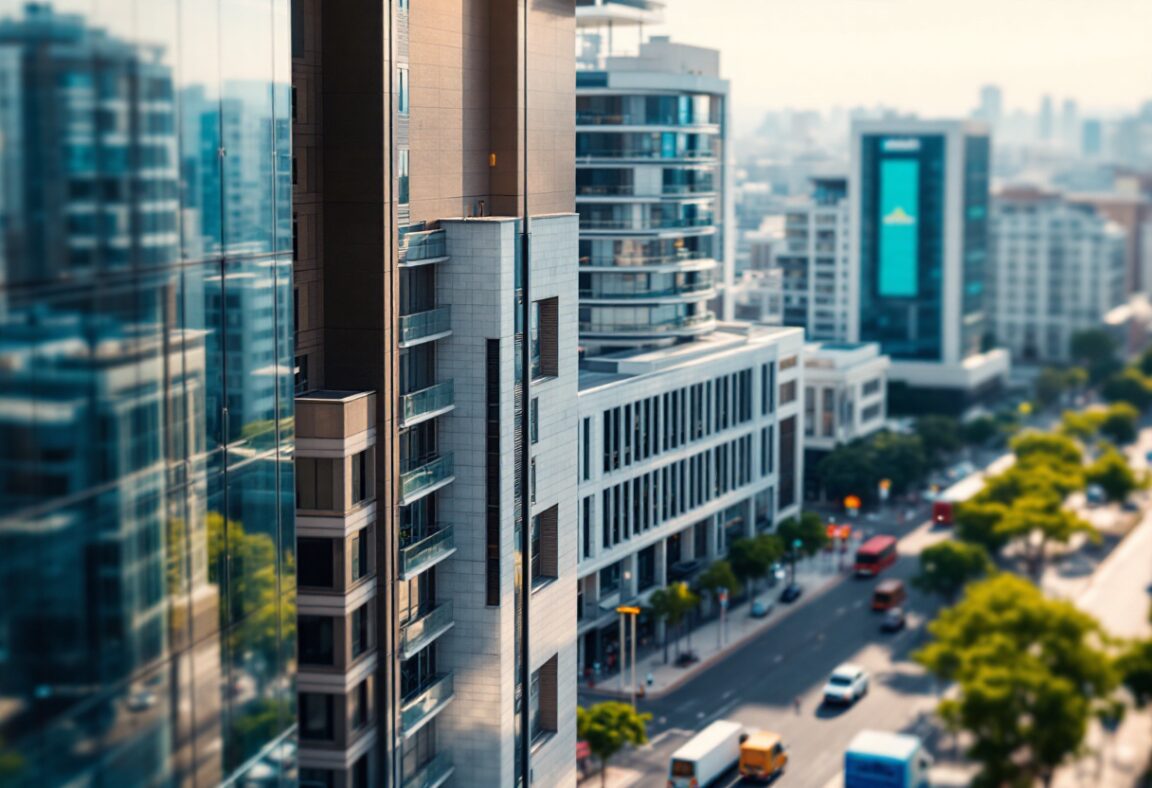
[651,0,1152,130]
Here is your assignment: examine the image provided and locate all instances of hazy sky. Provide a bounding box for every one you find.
[651,0,1152,128]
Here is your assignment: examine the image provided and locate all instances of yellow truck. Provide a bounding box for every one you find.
[738,730,788,782]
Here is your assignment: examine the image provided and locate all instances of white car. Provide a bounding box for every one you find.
[822,663,869,706]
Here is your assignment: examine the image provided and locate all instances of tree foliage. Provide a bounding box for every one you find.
[1085,447,1141,503]
[997,492,1097,580]
[727,534,784,593]
[913,540,994,603]
[915,415,963,468]
[1035,366,1076,409]
[962,415,1000,447]
[776,511,829,557]
[1060,408,1106,442]
[647,582,700,662]
[1070,328,1121,384]
[577,702,652,787]
[1100,402,1140,445]
[954,499,1011,554]
[696,560,741,601]
[1011,430,1083,469]
[1118,638,1152,708]
[915,574,1117,787]
[1101,368,1152,411]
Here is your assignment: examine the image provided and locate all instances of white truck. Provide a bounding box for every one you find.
[844,730,932,788]
[668,719,745,788]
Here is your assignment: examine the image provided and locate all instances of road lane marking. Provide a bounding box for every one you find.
[722,689,735,700]
[648,728,694,747]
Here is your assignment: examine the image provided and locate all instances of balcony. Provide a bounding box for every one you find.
[400,601,455,660]
[400,229,448,267]
[400,380,455,427]
[399,306,452,347]
[579,311,717,337]
[400,454,454,505]
[402,753,455,788]
[579,251,718,271]
[579,280,715,302]
[579,216,715,232]
[401,673,454,737]
[400,525,457,580]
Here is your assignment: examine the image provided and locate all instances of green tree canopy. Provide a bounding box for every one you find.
[647,582,700,662]
[962,415,1000,447]
[1100,402,1140,445]
[1085,446,1141,502]
[696,560,741,601]
[1011,430,1083,469]
[776,511,830,557]
[1035,366,1075,409]
[1070,328,1121,383]
[915,415,963,468]
[1118,638,1152,708]
[818,441,878,505]
[1060,408,1106,442]
[915,574,1117,787]
[913,540,994,603]
[954,498,1012,554]
[1101,368,1152,411]
[997,492,1097,580]
[870,431,928,495]
[577,702,652,787]
[727,534,784,592]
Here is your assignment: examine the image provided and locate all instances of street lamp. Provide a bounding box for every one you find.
[616,605,641,709]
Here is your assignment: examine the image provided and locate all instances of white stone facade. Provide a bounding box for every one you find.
[990,189,1127,364]
[574,325,804,675]
[802,342,890,452]
[435,214,579,788]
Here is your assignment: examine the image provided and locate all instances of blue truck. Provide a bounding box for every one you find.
[844,730,932,788]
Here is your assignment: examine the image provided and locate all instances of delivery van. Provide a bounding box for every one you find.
[738,730,788,782]
[668,719,744,788]
[871,579,906,611]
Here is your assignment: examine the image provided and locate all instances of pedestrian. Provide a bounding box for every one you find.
[793,696,801,715]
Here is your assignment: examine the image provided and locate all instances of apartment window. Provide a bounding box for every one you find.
[485,340,501,606]
[530,655,559,742]
[351,449,370,505]
[350,678,371,731]
[761,426,774,475]
[862,378,882,397]
[862,402,882,422]
[531,505,559,589]
[779,380,797,405]
[530,457,537,504]
[352,754,370,788]
[351,527,370,581]
[299,693,335,741]
[582,496,593,559]
[531,297,559,378]
[296,457,336,510]
[582,417,591,479]
[779,415,797,510]
[599,562,621,595]
[530,398,539,444]
[761,363,775,415]
[780,354,798,371]
[804,387,816,437]
[300,769,335,788]
[397,65,409,115]
[398,148,410,205]
[351,603,372,659]
[299,616,335,666]
[298,538,335,589]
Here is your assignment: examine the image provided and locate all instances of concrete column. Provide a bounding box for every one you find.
[706,513,719,560]
[682,524,696,562]
[622,552,638,600]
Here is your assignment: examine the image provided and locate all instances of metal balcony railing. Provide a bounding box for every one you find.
[399,306,451,345]
[400,454,454,504]
[400,380,454,426]
[401,753,455,788]
[400,601,454,660]
[579,312,716,335]
[401,673,454,735]
[399,229,447,264]
[400,525,456,580]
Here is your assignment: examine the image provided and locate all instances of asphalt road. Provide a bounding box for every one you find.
[583,505,949,788]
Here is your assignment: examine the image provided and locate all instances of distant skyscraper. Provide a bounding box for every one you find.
[849,119,1009,413]
[1060,98,1080,150]
[576,6,731,354]
[1039,94,1055,141]
[1082,118,1104,157]
[977,84,1003,126]
[0,4,295,786]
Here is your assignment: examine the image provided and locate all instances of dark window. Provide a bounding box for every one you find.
[485,340,501,606]
[299,693,335,741]
[531,505,559,588]
[299,616,335,666]
[296,457,336,510]
[298,537,334,589]
[351,527,370,580]
[300,769,335,788]
[351,603,371,658]
[779,416,797,509]
[530,397,539,444]
[582,417,591,479]
[350,678,370,730]
[351,449,370,505]
[531,297,559,378]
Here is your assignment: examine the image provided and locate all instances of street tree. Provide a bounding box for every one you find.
[915,414,963,468]
[728,534,783,594]
[962,415,999,447]
[912,540,994,603]
[1035,366,1073,409]
[1070,328,1120,383]
[915,574,1117,787]
[1138,345,1152,377]
[1085,446,1141,503]
[1099,402,1140,445]
[870,431,928,494]
[1060,408,1105,442]
[818,441,878,504]
[1118,638,1152,708]
[696,560,741,606]
[954,498,1011,555]
[1011,430,1083,469]
[647,582,699,663]
[777,511,830,583]
[1101,368,1152,411]
[997,492,1098,580]
[577,702,652,787]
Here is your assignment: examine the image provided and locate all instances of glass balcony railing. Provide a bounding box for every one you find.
[402,754,455,788]
[400,601,454,660]
[400,454,454,503]
[579,250,717,268]
[579,312,716,335]
[400,229,447,264]
[401,673,454,735]
[400,525,456,580]
[579,281,714,300]
[579,216,715,231]
[399,306,452,345]
[400,380,455,426]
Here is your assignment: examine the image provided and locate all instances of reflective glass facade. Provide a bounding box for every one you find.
[0,2,295,785]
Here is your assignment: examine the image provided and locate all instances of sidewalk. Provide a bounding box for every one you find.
[581,555,851,701]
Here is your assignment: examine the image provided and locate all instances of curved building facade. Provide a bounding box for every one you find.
[576,29,730,354]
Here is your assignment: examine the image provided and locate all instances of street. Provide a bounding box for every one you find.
[581,504,951,787]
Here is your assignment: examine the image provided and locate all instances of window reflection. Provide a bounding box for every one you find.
[0,2,295,785]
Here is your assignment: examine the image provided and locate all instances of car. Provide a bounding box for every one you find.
[881,607,906,632]
[822,664,869,706]
[779,583,803,604]
[1121,500,1140,512]
[1086,484,1106,506]
[750,597,775,618]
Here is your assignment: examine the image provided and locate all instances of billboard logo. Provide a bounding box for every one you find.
[882,205,916,226]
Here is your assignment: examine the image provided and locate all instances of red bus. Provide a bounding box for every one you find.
[854,535,898,576]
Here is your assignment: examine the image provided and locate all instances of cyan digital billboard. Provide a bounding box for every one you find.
[878,157,920,297]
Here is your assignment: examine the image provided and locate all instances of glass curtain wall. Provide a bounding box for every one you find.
[0,1,296,785]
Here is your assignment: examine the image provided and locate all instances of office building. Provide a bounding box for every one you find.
[0,3,295,786]
[989,187,1127,364]
[1067,190,1152,295]
[774,176,852,341]
[575,325,804,671]
[849,119,1009,414]
[801,342,889,498]
[291,0,578,785]
[576,2,732,353]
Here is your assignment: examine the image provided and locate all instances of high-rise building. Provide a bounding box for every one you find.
[575,2,731,354]
[773,176,852,341]
[1082,118,1104,158]
[989,187,1126,363]
[0,3,296,785]
[975,84,1003,127]
[290,0,578,785]
[1038,94,1055,142]
[849,119,1009,414]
